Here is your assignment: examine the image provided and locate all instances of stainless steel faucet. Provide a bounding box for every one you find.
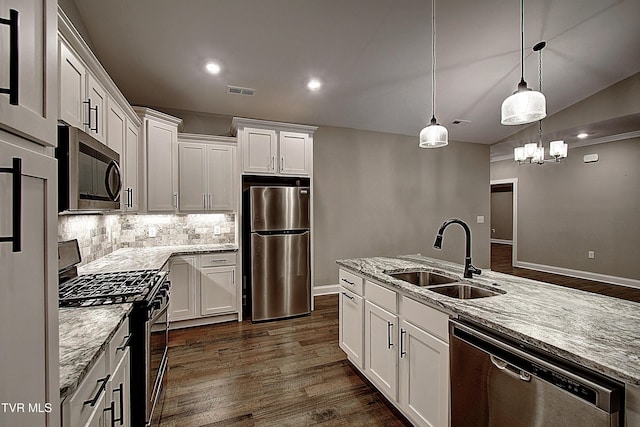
[433,218,482,279]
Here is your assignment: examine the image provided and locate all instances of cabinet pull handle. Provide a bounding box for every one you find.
[203,193,207,209]
[103,401,116,427]
[341,292,354,301]
[83,374,110,406]
[83,99,97,131]
[127,188,132,208]
[232,269,235,285]
[0,157,22,252]
[281,156,284,172]
[116,334,131,352]
[113,383,124,425]
[387,321,394,349]
[400,328,407,358]
[271,155,275,170]
[0,9,19,105]
[340,278,355,286]
[173,192,178,209]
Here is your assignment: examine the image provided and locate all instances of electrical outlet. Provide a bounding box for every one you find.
[148,226,157,237]
[214,225,221,235]
[477,216,485,224]
[588,250,595,259]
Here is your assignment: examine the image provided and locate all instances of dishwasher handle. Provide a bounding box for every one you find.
[490,354,531,382]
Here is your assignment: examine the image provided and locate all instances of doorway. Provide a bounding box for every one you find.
[490,178,518,271]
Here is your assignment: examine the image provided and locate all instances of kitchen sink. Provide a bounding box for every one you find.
[426,284,502,299]
[386,270,458,287]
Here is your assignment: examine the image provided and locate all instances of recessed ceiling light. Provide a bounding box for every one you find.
[577,132,589,139]
[205,62,221,75]
[307,79,322,91]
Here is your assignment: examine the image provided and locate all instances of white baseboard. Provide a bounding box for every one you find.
[491,239,513,245]
[513,260,640,289]
[314,284,340,296]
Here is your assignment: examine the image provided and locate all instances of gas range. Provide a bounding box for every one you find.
[58,269,166,307]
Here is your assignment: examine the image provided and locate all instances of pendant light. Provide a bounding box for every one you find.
[501,0,546,126]
[513,41,567,164]
[419,0,448,148]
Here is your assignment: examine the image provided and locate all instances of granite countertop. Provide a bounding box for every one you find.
[59,304,132,400]
[78,243,238,274]
[337,255,640,386]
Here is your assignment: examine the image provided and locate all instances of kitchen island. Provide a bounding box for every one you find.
[337,254,640,425]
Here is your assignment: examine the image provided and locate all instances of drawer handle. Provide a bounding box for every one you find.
[116,334,131,352]
[113,383,124,425]
[400,328,407,358]
[387,322,394,349]
[103,401,116,427]
[0,9,19,105]
[340,278,355,286]
[83,374,110,406]
[0,158,22,252]
[341,292,354,301]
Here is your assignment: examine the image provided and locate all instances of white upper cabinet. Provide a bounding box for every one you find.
[123,119,139,212]
[106,96,125,156]
[178,134,236,213]
[0,0,57,146]
[59,40,86,130]
[232,118,317,177]
[135,107,182,213]
[86,73,107,143]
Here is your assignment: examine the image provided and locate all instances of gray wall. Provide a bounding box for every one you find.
[163,108,491,287]
[491,138,640,280]
[491,191,513,241]
[313,126,490,286]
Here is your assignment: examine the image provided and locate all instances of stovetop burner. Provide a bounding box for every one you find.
[59,269,162,307]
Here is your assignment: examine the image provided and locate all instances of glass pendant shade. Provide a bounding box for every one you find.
[501,88,546,125]
[549,140,568,158]
[524,142,538,158]
[419,121,448,148]
[514,146,526,162]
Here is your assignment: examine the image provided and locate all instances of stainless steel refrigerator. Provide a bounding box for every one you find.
[249,186,311,321]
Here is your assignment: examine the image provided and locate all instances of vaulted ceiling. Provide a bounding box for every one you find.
[69,0,640,144]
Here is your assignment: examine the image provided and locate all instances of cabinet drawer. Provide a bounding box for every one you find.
[63,350,108,427]
[200,252,236,267]
[401,296,449,343]
[339,269,363,296]
[107,318,130,370]
[365,280,397,313]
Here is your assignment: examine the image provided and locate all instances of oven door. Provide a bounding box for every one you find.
[146,302,169,426]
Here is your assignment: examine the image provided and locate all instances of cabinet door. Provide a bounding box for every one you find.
[207,144,235,211]
[86,73,107,143]
[399,320,449,427]
[124,121,139,212]
[0,137,58,427]
[0,0,56,146]
[200,266,237,316]
[242,127,276,174]
[168,256,198,321]
[146,119,177,211]
[106,348,130,427]
[59,40,86,130]
[364,301,398,401]
[178,143,207,211]
[339,288,364,369]
[106,97,125,155]
[279,131,311,176]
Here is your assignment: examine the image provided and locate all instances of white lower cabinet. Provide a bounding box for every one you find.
[365,300,399,401]
[61,319,131,427]
[169,252,239,326]
[339,289,364,369]
[399,319,449,427]
[338,268,451,427]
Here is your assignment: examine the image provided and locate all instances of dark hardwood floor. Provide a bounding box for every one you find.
[158,295,411,427]
[491,243,640,303]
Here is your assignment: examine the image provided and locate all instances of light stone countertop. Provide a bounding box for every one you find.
[59,304,132,400]
[78,243,238,274]
[336,255,640,386]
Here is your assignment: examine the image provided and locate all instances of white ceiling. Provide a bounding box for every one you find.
[70,0,640,144]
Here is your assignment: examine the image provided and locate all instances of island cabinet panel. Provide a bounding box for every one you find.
[364,300,399,401]
[337,268,451,426]
[339,288,364,369]
[399,319,449,427]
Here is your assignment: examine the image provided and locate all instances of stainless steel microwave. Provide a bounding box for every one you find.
[56,126,122,212]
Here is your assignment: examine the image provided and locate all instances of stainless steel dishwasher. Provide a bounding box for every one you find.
[449,319,623,427]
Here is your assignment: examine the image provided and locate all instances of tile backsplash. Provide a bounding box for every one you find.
[58,213,236,266]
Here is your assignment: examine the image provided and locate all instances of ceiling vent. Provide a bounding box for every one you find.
[227,85,255,96]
